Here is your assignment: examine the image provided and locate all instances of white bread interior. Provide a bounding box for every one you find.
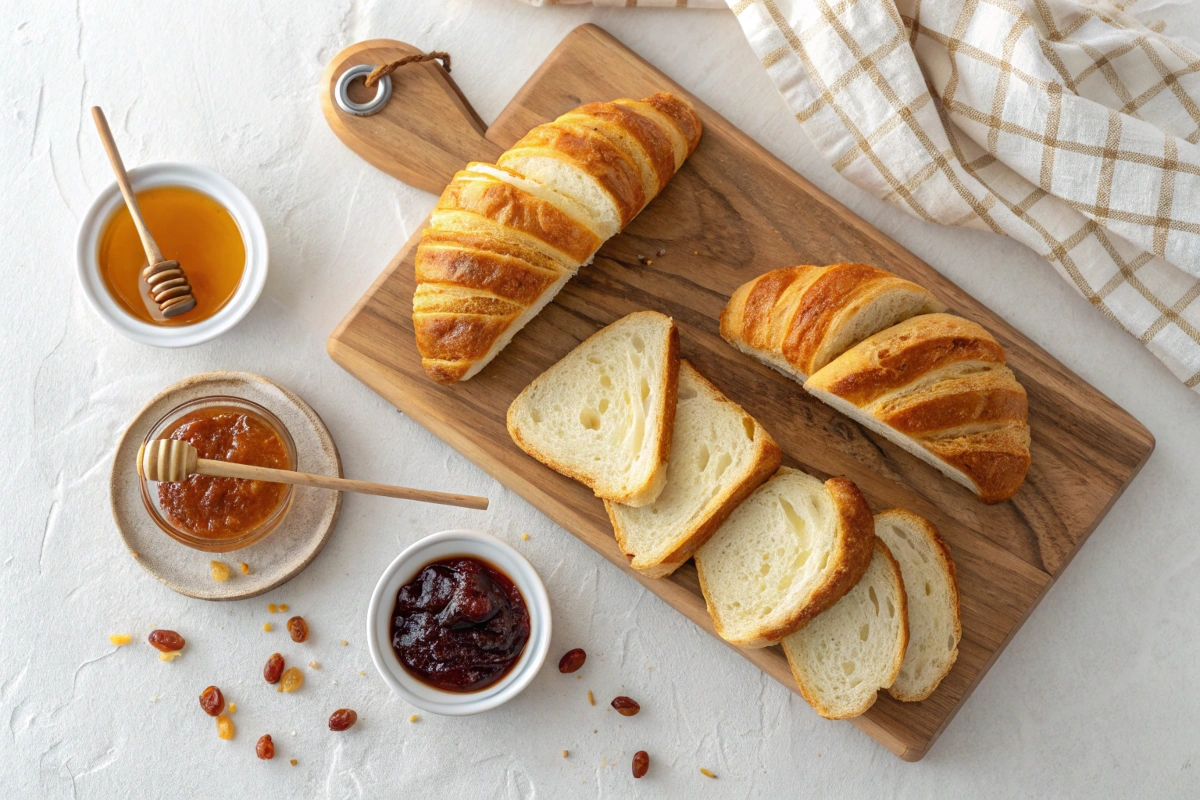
[606,361,780,578]
[781,538,908,719]
[874,510,961,702]
[507,311,678,507]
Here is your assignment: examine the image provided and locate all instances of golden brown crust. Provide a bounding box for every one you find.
[876,508,960,703]
[924,427,1031,504]
[502,122,646,227]
[569,102,677,195]
[643,91,703,155]
[808,314,1031,503]
[721,264,944,379]
[809,314,1006,406]
[436,171,600,264]
[607,363,783,578]
[505,312,680,506]
[416,239,561,307]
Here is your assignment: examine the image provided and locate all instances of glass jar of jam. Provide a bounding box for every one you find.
[138,396,296,552]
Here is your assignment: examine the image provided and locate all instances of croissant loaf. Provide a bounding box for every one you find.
[413,93,702,383]
[806,313,1031,503]
[720,263,945,381]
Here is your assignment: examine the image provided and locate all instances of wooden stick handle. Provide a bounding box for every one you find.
[91,106,165,265]
[195,458,489,510]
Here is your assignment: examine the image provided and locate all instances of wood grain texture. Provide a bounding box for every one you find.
[323,25,1153,760]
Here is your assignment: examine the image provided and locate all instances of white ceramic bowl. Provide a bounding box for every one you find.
[367,530,552,715]
[75,162,268,347]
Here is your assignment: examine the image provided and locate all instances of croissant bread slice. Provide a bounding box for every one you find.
[805,313,1031,504]
[507,311,680,507]
[414,93,702,383]
[721,263,945,382]
[781,536,909,719]
[694,468,876,648]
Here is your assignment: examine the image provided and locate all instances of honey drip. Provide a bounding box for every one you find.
[98,186,245,325]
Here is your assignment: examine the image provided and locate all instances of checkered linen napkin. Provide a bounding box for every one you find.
[729,0,1200,392]
[518,0,1200,391]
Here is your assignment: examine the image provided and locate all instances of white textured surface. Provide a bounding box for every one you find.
[2,1,1199,797]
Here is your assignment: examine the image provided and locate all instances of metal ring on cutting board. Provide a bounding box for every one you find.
[335,64,392,117]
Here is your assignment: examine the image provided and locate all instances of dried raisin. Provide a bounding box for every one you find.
[287,616,308,643]
[147,629,185,652]
[632,751,649,779]
[263,653,284,684]
[256,734,274,760]
[558,648,586,673]
[611,696,640,716]
[328,708,357,731]
[199,685,224,716]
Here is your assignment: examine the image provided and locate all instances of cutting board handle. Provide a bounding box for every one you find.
[319,39,505,195]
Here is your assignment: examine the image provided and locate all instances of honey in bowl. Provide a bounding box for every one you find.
[158,406,290,539]
[98,185,245,325]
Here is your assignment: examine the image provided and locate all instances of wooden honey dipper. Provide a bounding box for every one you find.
[139,438,489,511]
[91,107,196,319]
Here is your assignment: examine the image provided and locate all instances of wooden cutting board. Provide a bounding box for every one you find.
[322,25,1153,761]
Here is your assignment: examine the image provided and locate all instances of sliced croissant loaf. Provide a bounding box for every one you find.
[414,93,702,383]
[694,468,875,648]
[781,537,908,719]
[507,311,679,507]
[805,313,1031,503]
[721,263,945,382]
[605,361,782,579]
[873,509,961,702]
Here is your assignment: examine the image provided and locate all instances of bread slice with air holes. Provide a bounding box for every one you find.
[604,361,783,579]
[507,311,679,507]
[781,537,909,719]
[874,508,961,702]
[694,467,875,648]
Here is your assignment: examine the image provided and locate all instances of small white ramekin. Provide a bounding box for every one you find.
[75,162,268,348]
[368,530,552,716]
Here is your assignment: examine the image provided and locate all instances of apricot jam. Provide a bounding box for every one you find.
[158,407,289,538]
[390,557,530,692]
[98,185,244,325]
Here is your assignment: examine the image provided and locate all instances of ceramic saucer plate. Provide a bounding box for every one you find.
[111,371,341,600]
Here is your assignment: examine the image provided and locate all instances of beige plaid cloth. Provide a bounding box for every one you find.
[520,0,1200,392]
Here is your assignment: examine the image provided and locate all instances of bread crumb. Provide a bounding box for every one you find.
[359,670,366,676]
[229,702,236,714]
[210,561,231,582]
[263,623,272,632]
[291,731,296,736]
[289,759,297,766]
[158,651,181,662]
[109,633,131,646]
[657,248,666,257]
[700,768,717,779]
[521,533,529,541]
[340,640,349,646]
[150,695,157,703]
[562,749,568,758]
[587,690,594,706]
[132,551,140,559]
[279,604,289,612]
[239,562,249,574]
[409,714,419,723]
[267,603,278,613]
[308,661,321,669]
